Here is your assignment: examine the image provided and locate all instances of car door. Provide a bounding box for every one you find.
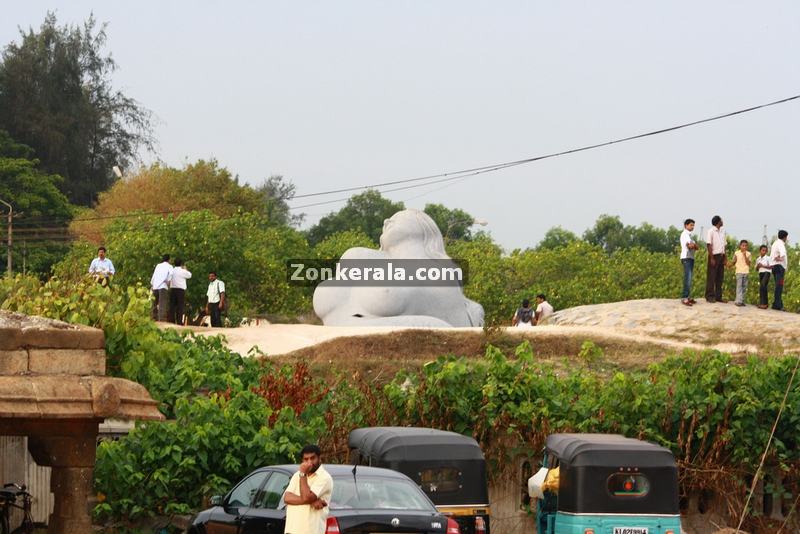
[206,470,271,534]
[239,470,292,534]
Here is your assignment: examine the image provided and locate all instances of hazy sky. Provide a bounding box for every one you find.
[4,2,799,250]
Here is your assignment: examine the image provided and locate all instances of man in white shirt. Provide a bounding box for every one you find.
[205,271,226,328]
[770,230,789,311]
[679,218,699,306]
[88,246,115,287]
[534,294,554,325]
[150,254,173,322]
[283,445,333,534]
[705,215,727,303]
[755,244,773,309]
[169,258,192,325]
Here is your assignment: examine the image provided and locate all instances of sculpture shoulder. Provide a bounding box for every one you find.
[339,247,385,260]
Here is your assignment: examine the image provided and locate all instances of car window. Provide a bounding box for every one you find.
[254,471,291,509]
[228,471,269,508]
[330,476,436,511]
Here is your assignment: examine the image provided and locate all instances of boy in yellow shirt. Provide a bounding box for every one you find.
[733,240,752,307]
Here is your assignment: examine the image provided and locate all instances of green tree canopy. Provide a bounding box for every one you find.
[0,129,74,274]
[0,12,154,205]
[306,190,404,246]
[257,175,304,227]
[538,226,579,250]
[423,203,475,241]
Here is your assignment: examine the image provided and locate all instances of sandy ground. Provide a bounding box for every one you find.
[162,298,800,357]
[174,322,707,357]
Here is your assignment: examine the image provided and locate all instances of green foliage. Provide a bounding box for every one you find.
[422,203,475,241]
[306,190,404,246]
[581,214,682,254]
[537,226,579,250]
[0,13,154,205]
[94,393,326,520]
[313,230,377,259]
[0,129,74,274]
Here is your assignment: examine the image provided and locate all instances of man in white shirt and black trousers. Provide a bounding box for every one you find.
[169,258,192,325]
[705,215,727,303]
[205,271,226,328]
[770,230,789,311]
[150,254,173,322]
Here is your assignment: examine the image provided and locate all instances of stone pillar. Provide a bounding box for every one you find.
[28,424,99,534]
[49,467,94,533]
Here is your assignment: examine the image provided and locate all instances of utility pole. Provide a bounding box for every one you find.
[0,198,11,276]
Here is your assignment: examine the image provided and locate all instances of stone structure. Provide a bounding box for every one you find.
[313,209,484,327]
[0,311,163,533]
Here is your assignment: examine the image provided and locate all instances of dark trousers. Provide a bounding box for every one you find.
[772,265,786,310]
[705,254,725,301]
[151,289,169,321]
[209,302,222,327]
[681,258,694,299]
[170,288,186,325]
[759,272,771,307]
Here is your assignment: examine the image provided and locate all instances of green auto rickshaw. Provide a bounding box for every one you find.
[529,434,681,534]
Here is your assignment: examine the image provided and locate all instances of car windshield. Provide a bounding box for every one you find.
[330,476,436,511]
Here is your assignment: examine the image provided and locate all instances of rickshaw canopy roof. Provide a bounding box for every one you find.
[545,433,676,468]
[348,427,484,462]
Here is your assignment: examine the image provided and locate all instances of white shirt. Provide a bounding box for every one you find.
[706,226,726,255]
[89,257,115,276]
[771,239,788,270]
[536,301,554,321]
[756,254,773,274]
[284,466,333,534]
[207,279,226,303]
[150,262,173,290]
[170,266,192,290]
[680,229,695,260]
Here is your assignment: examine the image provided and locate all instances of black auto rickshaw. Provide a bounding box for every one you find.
[528,433,681,534]
[348,427,490,534]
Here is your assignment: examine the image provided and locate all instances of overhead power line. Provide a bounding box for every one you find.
[11,92,800,228]
[289,92,800,200]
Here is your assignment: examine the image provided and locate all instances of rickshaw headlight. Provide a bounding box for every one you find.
[583,529,594,534]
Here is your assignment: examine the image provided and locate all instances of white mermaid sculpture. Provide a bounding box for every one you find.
[313,209,484,327]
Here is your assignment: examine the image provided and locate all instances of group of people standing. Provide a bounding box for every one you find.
[88,247,227,327]
[149,254,227,327]
[680,216,790,310]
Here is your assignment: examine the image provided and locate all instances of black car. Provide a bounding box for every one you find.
[188,464,460,534]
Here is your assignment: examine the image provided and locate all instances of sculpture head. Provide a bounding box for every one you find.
[379,209,449,259]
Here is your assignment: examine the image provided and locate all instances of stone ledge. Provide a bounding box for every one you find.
[0,311,105,350]
[28,349,106,375]
[0,350,28,374]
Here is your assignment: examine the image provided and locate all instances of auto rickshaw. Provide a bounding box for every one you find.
[528,434,681,534]
[348,427,490,534]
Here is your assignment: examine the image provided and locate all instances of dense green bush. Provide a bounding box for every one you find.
[54,210,313,319]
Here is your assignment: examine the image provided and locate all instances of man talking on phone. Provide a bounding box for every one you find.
[283,445,333,534]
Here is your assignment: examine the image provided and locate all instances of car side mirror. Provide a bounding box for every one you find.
[210,495,223,507]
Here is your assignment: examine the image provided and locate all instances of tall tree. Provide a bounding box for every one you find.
[0,13,154,205]
[306,190,404,246]
[423,203,475,242]
[256,175,304,227]
[538,226,579,249]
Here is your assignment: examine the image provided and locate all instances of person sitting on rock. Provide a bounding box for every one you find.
[512,298,534,328]
[534,294,554,325]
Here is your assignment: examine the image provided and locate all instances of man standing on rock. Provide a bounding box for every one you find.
[705,215,727,303]
[680,219,699,306]
[770,230,789,311]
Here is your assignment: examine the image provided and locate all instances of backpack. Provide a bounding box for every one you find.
[518,307,533,324]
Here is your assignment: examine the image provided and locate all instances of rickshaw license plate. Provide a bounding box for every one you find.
[613,528,648,534]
